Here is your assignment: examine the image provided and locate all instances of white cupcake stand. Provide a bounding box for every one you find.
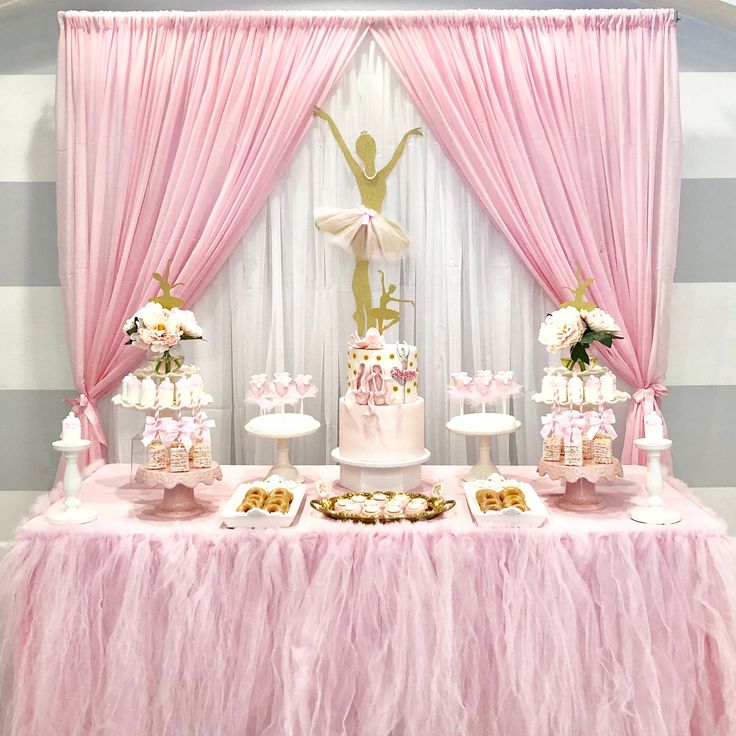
[245,413,321,483]
[446,413,522,480]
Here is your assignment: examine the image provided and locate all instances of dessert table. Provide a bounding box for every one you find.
[1,465,735,736]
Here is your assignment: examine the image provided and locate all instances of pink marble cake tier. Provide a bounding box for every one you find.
[338,396,425,463]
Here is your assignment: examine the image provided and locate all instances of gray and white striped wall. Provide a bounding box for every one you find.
[1,0,735,538]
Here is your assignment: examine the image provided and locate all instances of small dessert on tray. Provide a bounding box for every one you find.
[311,490,454,524]
[465,475,547,528]
[221,476,306,529]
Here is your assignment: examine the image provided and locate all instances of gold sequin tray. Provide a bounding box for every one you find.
[310,490,455,524]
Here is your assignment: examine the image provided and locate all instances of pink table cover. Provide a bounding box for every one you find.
[1,464,735,736]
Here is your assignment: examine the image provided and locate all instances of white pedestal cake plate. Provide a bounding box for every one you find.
[48,439,97,525]
[629,438,680,525]
[331,447,431,493]
[445,413,522,481]
[245,413,321,483]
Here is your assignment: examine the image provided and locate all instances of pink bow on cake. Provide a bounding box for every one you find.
[349,328,384,350]
[142,416,178,447]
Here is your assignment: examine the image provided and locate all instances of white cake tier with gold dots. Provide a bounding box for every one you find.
[346,343,419,405]
[338,396,426,463]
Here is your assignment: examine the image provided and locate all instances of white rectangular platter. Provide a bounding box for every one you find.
[220,476,306,529]
[464,475,549,528]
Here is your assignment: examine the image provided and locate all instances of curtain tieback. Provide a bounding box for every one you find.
[632,384,668,416]
[66,393,107,447]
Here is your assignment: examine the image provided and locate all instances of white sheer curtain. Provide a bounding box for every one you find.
[104,39,552,467]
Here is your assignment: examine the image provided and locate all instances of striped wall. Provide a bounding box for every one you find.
[1,2,735,538]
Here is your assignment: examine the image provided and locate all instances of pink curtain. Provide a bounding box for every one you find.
[57,12,367,467]
[373,10,681,463]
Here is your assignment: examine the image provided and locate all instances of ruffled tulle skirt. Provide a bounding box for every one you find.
[315,206,410,261]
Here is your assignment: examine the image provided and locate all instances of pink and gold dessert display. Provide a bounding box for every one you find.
[310,489,454,524]
[533,276,627,510]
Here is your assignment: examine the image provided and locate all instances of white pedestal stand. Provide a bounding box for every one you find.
[629,438,681,525]
[48,439,97,525]
[245,413,320,483]
[331,448,431,493]
[446,413,521,481]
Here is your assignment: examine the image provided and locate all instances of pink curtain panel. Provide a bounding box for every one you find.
[56,11,368,467]
[373,9,681,462]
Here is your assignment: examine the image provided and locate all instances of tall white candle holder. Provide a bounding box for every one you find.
[629,438,681,525]
[48,440,97,525]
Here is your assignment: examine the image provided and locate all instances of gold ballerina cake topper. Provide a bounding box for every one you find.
[369,270,415,334]
[150,259,185,309]
[313,106,421,334]
[561,268,597,310]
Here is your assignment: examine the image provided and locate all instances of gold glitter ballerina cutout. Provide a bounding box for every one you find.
[313,107,421,334]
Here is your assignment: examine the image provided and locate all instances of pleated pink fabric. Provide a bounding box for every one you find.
[373,10,682,463]
[56,11,367,466]
[2,464,735,735]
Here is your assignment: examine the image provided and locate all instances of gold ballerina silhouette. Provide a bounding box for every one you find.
[150,260,184,309]
[368,270,415,334]
[313,107,422,334]
[561,268,597,311]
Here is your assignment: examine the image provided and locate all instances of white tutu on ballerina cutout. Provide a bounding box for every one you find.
[315,205,410,261]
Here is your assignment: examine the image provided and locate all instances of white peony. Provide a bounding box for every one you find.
[135,300,168,329]
[580,308,620,334]
[173,308,203,339]
[538,306,586,353]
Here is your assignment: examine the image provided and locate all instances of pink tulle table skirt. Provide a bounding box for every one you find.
[1,464,735,736]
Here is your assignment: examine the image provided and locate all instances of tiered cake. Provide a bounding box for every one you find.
[333,332,429,491]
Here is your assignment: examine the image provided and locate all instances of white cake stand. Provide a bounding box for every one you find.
[331,447,431,493]
[245,413,320,482]
[446,413,521,481]
[629,438,680,525]
[48,439,97,525]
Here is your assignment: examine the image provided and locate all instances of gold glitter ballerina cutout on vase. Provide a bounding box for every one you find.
[313,107,421,334]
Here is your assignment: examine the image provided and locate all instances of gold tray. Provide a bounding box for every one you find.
[310,491,455,524]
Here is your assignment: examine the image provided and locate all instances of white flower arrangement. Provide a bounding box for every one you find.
[124,301,203,374]
[538,305,621,369]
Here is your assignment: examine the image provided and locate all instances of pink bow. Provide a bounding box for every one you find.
[349,328,384,350]
[633,384,668,415]
[189,412,215,445]
[359,205,377,225]
[142,416,178,447]
[559,410,586,444]
[540,413,561,439]
[65,393,107,447]
[585,409,618,440]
